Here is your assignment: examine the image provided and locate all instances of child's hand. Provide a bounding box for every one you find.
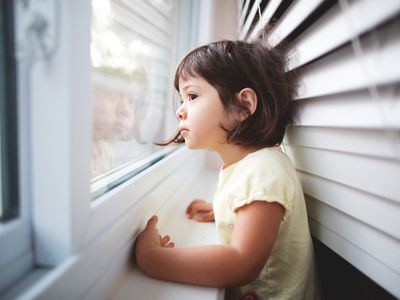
[186,199,214,222]
[135,216,174,271]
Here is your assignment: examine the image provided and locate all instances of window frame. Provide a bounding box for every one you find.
[0,0,32,292]
[1,0,211,296]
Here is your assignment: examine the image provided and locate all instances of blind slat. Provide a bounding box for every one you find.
[267,0,324,47]
[285,146,400,202]
[293,89,400,129]
[306,198,400,274]
[300,172,400,240]
[248,0,282,41]
[240,0,262,40]
[297,28,400,99]
[240,0,251,28]
[288,0,400,70]
[284,127,400,160]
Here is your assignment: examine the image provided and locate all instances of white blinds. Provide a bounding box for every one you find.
[239,0,400,297]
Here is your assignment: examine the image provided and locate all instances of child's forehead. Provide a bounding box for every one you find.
[178,75,205,91]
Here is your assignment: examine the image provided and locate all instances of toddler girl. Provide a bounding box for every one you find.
[135,40,318,300]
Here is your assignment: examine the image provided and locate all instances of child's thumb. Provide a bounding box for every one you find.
[146,215,158,229]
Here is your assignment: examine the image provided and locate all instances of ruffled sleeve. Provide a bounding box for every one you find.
[226,152,296,220]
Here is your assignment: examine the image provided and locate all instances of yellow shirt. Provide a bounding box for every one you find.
[213,147,318,300]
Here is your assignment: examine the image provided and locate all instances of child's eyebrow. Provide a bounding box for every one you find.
[180,84,200,92]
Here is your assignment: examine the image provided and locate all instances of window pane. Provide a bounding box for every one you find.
[90,0,176,182]
[0,0,18,221]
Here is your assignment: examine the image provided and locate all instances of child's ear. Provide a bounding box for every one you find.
[237,88,257,121]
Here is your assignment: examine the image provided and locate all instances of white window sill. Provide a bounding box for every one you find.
[112,204,224,300]
[111,158,224,300]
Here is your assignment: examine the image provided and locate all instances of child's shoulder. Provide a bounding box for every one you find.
[227,147,299,205]
[233,147,297,181]
[242,147,291,169]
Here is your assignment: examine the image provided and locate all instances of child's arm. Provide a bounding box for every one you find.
[135,201,284,288]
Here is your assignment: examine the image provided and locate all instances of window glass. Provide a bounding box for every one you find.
[0,0,18,220]
[90,0,177,183]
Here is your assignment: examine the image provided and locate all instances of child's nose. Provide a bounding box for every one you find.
[176,105,187,120]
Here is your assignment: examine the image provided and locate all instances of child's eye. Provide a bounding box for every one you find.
[188,93,198,101]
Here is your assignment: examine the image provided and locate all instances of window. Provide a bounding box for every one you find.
[0,0,18,221]
[90,0,178,199]
[0,0,209,297]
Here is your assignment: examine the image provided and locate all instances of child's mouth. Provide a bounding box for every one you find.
[180,129,189,136]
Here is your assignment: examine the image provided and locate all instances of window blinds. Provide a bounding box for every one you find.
[239,0,400,297]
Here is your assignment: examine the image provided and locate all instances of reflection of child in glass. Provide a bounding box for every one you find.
[91,87,136,174]
[91,73,148,178]
[135,40,318,300]
[91,89,119,177]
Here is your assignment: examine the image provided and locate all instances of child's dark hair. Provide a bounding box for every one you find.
[158,40,297,148]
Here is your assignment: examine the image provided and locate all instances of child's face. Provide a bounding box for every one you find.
[92,92,135,142]
[177,76,235,150]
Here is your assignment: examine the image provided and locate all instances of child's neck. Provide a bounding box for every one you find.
[215,144,262,169]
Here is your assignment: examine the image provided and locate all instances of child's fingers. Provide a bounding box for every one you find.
[195,202,212,212]
[164,242,175,248]
[187,202,212,218]
[160,235,175,248]
[186,198,206,214]
[186,199,200,214]
[160,235,170,246]
[194,211,215,222]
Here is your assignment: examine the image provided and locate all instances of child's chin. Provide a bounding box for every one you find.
[185,142,202,150]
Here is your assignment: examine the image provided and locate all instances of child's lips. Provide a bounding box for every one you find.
[179,126,189,136]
